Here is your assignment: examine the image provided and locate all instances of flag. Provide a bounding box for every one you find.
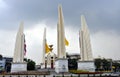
[45,43,50,53]
[24,34,27,56]
[65,38,69,46]
[79,36,81,48]
[79,31,81,48]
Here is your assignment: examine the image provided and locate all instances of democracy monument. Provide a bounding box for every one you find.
[77,15,95,72]
[11,22,27,72]
[10,5,95,73]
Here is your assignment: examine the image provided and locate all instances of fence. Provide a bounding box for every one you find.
[0,74,119,77]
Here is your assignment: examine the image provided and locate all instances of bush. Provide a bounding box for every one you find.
[24,58,36,70]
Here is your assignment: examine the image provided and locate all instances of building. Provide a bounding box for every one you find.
[0,55,13,72]
[3,57,13,72]
[0,59,6,72]
[45,51,56,69]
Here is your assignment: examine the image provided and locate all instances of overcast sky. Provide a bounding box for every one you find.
[0,0,120,64]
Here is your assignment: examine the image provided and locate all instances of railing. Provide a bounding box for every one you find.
[0,74,119,77]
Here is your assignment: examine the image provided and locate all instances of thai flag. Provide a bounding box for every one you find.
[24,34,27,56]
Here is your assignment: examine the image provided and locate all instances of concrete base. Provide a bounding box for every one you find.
[11,62,27,72]
[55,58,68,73]
[78,61,95,72]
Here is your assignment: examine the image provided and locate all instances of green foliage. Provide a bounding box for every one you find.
[112,62,120,72]
[24,58,36,70]
[66,53,79,70]
[95,58,120,72]
[94,58,113,71]
[68,59,77,70]
[95,58,101,69]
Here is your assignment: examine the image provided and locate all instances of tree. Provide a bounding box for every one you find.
[94,58,102,71]
[102,59,111,71]
[0,54,3,60]
[66,53,80,70]
[24,58,36,70]
[95,58,112,71]
[68,59,78,70]
[112,62,120,72]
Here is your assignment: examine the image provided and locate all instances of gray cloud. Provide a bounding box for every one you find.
[91,30,120,60]
[0,0,120,32]
[0,22,120,64]
[0,0,120,63]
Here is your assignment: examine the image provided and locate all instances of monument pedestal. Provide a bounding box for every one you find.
[55,58,68,73]
[77,61,95,72]
[11,62,27,72]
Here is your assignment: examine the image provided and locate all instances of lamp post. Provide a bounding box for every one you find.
[45,57,47,69]
[110,59,113,72]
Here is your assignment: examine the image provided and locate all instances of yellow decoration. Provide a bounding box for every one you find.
[45,43,50,53]
[65,38,69,46]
